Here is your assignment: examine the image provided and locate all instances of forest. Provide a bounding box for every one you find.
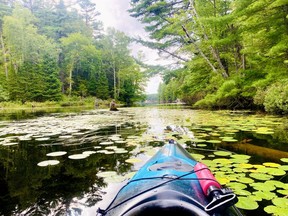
[129,0,288,114]
[0,0,146,106]
[0,0,287,114]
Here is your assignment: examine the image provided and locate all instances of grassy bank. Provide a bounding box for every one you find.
[0,96,112,111]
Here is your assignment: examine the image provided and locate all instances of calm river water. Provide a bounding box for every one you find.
[0,106,287,216]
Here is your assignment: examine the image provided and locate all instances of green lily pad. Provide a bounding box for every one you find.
[216,176,230,185]
[280,158,288,163]
[37,160,60,167]
[234,189,251,196]
[206,140,222,144]
[222,138,238,142]
[264,205,288,216]
[235,163,253,169]
[213,151,232,157]
[251,182,276,191]
[249,173,273,181]
[235,196,259,210]
[233,167,249,173]
[231,154,251,160]
[213,158,232,165]
[191,153,205,161]
[197,144,207,147]
[279,165,288,171]
[230,158,249,164]
[265,180,287,189]
[226,182,247,190]
[252,191,277,200]
[272,197,288,207]
[237,177,254,184]
[263,162,281,167]
[46,151,67,157]
[277,189,288,195]
[257,167,286,176]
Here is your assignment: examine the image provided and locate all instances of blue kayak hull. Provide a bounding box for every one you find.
[99,142,242,216]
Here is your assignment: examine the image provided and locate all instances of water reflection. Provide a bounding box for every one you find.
[0,108,287,215]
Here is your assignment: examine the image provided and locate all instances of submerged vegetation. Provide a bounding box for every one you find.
[129,0,288,114]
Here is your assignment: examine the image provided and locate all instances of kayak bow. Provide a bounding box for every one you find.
[97,140,242,216]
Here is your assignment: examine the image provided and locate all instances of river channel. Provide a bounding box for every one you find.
[0,107,287,216]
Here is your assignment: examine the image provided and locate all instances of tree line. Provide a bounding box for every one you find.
[0,0,146,106]
[129,0,288,114]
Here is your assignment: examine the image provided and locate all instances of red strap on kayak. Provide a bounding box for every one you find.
[194,163,221,196]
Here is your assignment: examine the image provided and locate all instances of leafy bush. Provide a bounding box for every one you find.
[194,80,240,109]
[264,80,288,114]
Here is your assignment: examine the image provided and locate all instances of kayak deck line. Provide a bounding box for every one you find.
[97,140,242,216]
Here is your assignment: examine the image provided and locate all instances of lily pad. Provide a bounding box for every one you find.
[190,153,205,161]
[192,139,206,143]
[235,163,253,169]
[277,189,288,195]
[231,154,251,160]
[279,165,288,171]
[237,177,254,184]
[264,205,288,216]
[82,151,96,155]
[252,191,277,200]
[249,173,273,181]
[234,189,251,196]
[125,158,142,164]
[99,141,114,145]
[213,158,232,165]
[37,160,60,167]
[263,162,281,167]
[68,154,89,159]
[272,197,288,207]
[35,137,50,141]
[226,182,247,190]
[206,140,222,144]
[251,182,276,191]
[265,180,287,189]
[280,158,288,163]
[235,196,259,210]
[46,151,67,157]
[197,144,207,147]
[213,151,232,157]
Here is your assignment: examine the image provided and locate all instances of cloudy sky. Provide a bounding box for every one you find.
[94,0,164,94]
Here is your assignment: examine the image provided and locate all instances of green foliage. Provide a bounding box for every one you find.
[130,0,288,112]
[0,84,8,101]
[263,80,288,114]
[0,1,145,107]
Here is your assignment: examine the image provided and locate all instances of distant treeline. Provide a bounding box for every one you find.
[0,0,146,106]
[130,0,288,114]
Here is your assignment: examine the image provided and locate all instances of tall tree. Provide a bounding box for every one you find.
[60,32,101,96]
[77,0,102,37]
